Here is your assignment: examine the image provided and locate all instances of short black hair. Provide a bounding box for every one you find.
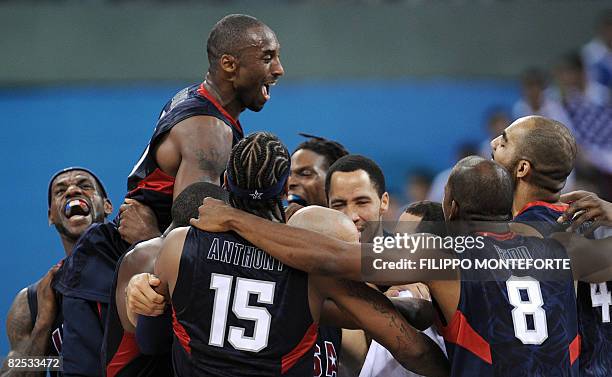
[48,167,108,208]
[448,156,514,221]
[405,201,444,222]
[293,133,349,169]
[516,116,577,193]
[325,155,386,197]
[207,14,266,72]
[171,182,228,227]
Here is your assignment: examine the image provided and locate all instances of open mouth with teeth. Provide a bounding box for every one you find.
[64,199,91,221]
[261,81,276,101]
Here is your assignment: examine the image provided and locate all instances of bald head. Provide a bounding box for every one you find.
[504,116,576,193]
[288,206,359,243]
[446,156,514,221]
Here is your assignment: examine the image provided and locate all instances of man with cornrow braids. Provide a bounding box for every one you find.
[138,132,449,377]
[53,14,284,376]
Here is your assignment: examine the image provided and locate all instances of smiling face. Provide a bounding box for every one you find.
[48,170,112,241]
[328,169,389,236]
[232,26,284,112]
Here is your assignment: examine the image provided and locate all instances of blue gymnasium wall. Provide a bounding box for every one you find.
[0,79,518,355]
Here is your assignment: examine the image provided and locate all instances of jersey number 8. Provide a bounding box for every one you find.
[506,276,548,345]
[209,273,275,352]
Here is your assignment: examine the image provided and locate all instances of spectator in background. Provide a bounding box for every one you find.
[512,67,573,127]
[478,108,510,158]
[582,9,612,90]
[554,52,612,199]
[554,51,610,106]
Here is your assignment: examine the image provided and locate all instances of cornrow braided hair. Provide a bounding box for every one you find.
[294,133,349,168]
[228,132,290,223]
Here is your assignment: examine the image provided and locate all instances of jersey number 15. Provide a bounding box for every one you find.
[208,273,275,352]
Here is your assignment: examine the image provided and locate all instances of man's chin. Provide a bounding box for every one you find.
[55,220,92,240]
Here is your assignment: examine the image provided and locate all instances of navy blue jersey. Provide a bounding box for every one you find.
[126,83,244,232]
[51,84,244,376]
[437,233,579,377]
[576,281,612,377]
[102,253,173,377]
[172,227,316,377]
[313,326,341,377]
[513,201,569,236]
[26,281,63,377]
[514,201,612,376]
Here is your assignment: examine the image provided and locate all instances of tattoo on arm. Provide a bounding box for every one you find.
[195,148,226,181]
[1,290,50,377]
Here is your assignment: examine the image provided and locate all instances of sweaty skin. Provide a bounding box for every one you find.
[148,207,449,377]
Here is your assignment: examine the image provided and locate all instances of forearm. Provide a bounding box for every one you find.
[230,213,362,279]
[1,326,52,377]
[392,334,449,377]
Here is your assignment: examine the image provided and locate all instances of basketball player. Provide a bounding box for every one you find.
[287,134,348,211]
[136,133,449,376]
[325,155,390,241]
[287,135,351,376]
[491,115,612,376]
[103,182,227,377]
[1,168,112,376]
[190,156,612,376]
[52,14,284,376]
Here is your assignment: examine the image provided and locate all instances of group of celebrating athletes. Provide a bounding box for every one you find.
[2,13,612,377]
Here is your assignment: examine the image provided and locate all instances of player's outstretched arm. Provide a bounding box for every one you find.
[1,266,59,377]
[312,276,450,377]
[190,198,362,279]
[553,233,612,282]
[156,116,233,200]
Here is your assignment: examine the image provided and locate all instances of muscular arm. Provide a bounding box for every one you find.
[312,277,449,377]
[1,289,50,377]
[155,116,233,200]
[133,228,187,351]
[191,199,458,283]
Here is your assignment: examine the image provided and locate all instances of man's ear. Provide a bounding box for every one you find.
[220,54,238,76]
[516,160,531,179]
[223,171,229,190]
[103,199,113,216]
[449,200,460,221]
[48,209,53,226]
[380,192,390,214]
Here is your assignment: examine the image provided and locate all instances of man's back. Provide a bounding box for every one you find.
[437,233,579,377]
[515,201,612,377]
[172,227,315,377]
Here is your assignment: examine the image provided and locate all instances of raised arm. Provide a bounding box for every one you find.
[312,276,449,377]
[155,116,233,200]
[1,266,59,377]
[190,198,362,279]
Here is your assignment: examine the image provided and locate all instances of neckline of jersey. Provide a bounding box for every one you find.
[197,83,243,135]
[515,200,569,217]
